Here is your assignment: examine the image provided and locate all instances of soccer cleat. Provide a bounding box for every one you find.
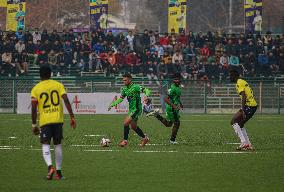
[118,140,128,147]
[245,144,254,150]
[46,166,55,180]
[146,108,159,117]
[169,140,178,144]
[54,170,65,180]
[140,136,149,147]
[236,143,252,151]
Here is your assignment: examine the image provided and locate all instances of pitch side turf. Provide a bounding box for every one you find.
[0,114,283,192]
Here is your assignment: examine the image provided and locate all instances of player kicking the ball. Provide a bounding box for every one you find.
[230,69,257,150]
[108,73,151,147]
[31,65,76,180]
[147,73,183,144]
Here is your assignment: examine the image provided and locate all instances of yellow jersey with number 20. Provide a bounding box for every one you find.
[31,79,66,127]
[236,79,257,107]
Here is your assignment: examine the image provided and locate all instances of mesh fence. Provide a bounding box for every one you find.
[0,78,283,114]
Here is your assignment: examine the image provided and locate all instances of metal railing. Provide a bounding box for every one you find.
[0,77,283,114]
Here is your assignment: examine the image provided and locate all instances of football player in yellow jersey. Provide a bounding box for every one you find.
[230,69,257,151]
[31,65,76,180]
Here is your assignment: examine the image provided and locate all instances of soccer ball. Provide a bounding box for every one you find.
[100,138,111,147]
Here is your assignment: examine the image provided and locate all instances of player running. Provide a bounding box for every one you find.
[147,73,183,144]
[31,65,76,180]
[230,69,257,150]
[108,73,151,147]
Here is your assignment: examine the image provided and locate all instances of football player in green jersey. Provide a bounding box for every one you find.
[108,73,151,147]
[147,73,183,144]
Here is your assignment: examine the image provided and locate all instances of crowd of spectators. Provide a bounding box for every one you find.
[0,27,284,80]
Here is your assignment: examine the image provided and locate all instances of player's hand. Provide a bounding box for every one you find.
[242,111,246,120]
[180,104,184,110]
[70,118,76,129]
[32,126,40,135]
[108,106,112,111]
[173,105,180,111]
[240,109,246,120]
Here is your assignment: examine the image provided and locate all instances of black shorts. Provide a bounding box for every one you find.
[40,123,63,144]
[243,106,257,122]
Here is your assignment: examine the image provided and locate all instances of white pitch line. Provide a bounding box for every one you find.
[83,149,258,154]
[72,144,101,147]
[185,151,257,154]
[0,148,20,150]
[0,145,20,148]
[146,143,169,146]
[84,149,121,152]
[0,147,260,154]
[226,143,241,145]
[133,150,178,153]
[84,135,105,137]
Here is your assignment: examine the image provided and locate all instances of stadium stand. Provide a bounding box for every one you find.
[0,28,283,81]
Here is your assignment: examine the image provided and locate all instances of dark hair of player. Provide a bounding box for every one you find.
[40,65,51,80]
[230,69,240,78]
[123,73,132,79]
[229,69,240,83]
[172,73,181,80]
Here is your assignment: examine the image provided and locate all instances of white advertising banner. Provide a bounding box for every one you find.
[17,93,132,114]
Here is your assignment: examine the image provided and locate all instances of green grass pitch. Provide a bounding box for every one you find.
[0,114,284,192]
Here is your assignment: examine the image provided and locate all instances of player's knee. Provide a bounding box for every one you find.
[123,120,131,126]
[166,121,173,127]
[130,124,137,130]
[174,121,180,127]
[53,139,61,145]
[41,140,50,145]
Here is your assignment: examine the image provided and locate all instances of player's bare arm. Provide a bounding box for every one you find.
[240,91,246,119]
[31,97,39,135]
[62,94,76,129]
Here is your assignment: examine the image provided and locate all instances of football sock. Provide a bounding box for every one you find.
[170,122,180,141]
[55,144,63,170]
[134,127,145,138]
[156,114,172,127]
[42,144,52,167]
[241,128,251,145]
[232,123,246,143]
[124,125,130,140]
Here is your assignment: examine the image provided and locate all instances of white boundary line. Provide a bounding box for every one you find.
[0,146,260,154]
[83,149,258,154]
[72,144,101,147]
[0,145,20,148]
[185,151,256,154]
[84,135,105,137]
[146,143,169,146]
[226,143,241,145]
[8,137,17,139]
[84,149,121,152]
